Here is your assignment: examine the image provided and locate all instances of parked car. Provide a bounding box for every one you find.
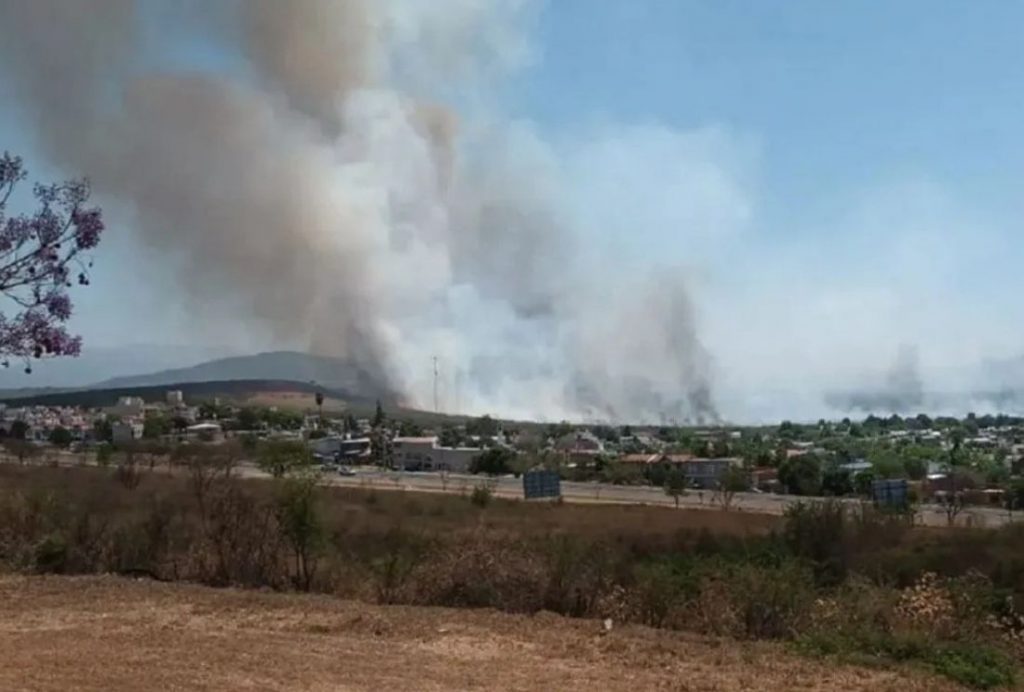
[338,466,355,477]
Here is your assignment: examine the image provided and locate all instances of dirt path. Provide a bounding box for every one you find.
[0,575,956,691]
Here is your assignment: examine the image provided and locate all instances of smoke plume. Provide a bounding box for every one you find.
[0,0,716,422]
[825,344,926,414]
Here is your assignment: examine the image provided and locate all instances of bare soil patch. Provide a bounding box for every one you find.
[0,575,956,691]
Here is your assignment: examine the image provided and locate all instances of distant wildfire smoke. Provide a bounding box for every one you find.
[824,344,925,414]
[0,0,717,422]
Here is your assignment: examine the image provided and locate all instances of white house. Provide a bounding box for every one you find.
[393,436,483,473]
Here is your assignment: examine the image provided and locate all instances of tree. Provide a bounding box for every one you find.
[372,400,385,428]
[95,443,113,467]
[778,420,798,440]
[370,424,393,468]
[0,152,104,369]
[8,419,28,440]
[48,426,72,448]
[142,413,170,439]
[265,408,303,431]
[853,469,876,497]
[903,456,928,481]
[397,419,423,437]
[438,425,463,448]
[663,468,688,508]
[315,390,324,423]
[256,439,312,478]
[238,433,259,453]
[1005,480,1024,519]
[275,471,324,591]
[937,490,968,526]
[92,418,112,443]
[546,420,573,441]
[469,447,515,476]
[197,400,226,420]
[709,438,731,458]
[603,462,643,485]
[466,414,499,438]
[821,466,853,497]
[235,407,262,431]
[714,465,750,510]
[868,447,903,479]
[646,462,669,488]
[3,437,38,464]
[778,453,823,496]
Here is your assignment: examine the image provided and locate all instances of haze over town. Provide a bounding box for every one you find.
[2,1,1024,424]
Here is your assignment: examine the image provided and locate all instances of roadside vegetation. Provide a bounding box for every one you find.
[0,460,1021,688]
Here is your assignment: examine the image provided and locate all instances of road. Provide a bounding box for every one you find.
[7,452,1016,529]
[295,466,1017,529]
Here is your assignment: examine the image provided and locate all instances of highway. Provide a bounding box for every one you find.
[7,453,1017,529]
[305,466,1018,529]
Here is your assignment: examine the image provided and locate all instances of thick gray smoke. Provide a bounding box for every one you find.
[0,0,716,422]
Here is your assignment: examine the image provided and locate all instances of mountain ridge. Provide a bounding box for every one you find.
[0,351,396,405]
[94,350,394,402]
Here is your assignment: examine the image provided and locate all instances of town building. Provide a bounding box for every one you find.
[111,421,144,445]
[110,396,145,418]
[393,436,484,473]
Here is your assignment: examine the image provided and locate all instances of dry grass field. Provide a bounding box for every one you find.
[0,575,958,692]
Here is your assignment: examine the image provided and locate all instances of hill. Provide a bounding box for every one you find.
[95,350,393,397]
[0,344,234,390]
[0,379,367,409]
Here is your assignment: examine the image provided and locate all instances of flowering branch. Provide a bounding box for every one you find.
[0,152,104,371]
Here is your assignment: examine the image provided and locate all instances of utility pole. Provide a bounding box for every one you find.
[454,368,461,415]
[432,356,439,414]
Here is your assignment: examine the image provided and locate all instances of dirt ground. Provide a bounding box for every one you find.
[0,575,958,692]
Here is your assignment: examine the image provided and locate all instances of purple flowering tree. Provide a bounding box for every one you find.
[0,152,103,372]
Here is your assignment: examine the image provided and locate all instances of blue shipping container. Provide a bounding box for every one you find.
[523,470,562,500]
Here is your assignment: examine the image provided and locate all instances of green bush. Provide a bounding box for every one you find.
[796,631,1015,690]
[783,500,850,585]
[34,533,68,574]
[469,483,493,508]
[929,644,1016,690]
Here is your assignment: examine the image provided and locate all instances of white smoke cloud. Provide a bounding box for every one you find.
[0,0,722,422]
[6,2,1015,424]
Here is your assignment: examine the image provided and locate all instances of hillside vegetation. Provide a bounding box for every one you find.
[1,462,1022,688]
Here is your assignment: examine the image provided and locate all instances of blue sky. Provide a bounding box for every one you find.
[514,0,1024,413]
[1,1,1023,419]
[523,0,1024,212]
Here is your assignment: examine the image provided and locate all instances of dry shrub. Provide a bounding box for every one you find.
[537,534,616,616]
[690,559,816,640]
[626,561,692,628]
[412,533,547,612]
[896,572,956,633]
[193,481,284,588]
[366,529,430,605]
